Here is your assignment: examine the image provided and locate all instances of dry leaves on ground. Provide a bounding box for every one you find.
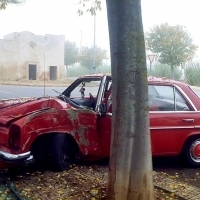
[0,164,184,200]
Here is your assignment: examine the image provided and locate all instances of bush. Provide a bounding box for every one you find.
[148,63,182,80]
[184,62,200,86]
[67,63,111,77]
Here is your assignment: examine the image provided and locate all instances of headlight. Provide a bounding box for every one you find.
[8,124,21,150]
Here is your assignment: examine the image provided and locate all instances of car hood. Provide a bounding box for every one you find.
[0,97,68,125]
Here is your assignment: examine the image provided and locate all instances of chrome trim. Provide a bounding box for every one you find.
[26,155,34,161]
[175,85,197,111]
[173,86,176,111]
[182,119,194,122]
[105,113,112,116]
[149,111,198,113]
[95,75,107,113]
[150,126,194,130]
[0,150,31,162]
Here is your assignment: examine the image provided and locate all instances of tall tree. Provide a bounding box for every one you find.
[146,23,198,79]
[106,0,154,199]
[79,46,107,69]
[0,0,23,10]
[77,0,154,199]
[64,40,80,67]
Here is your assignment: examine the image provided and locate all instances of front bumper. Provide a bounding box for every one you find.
[0,150,32,163]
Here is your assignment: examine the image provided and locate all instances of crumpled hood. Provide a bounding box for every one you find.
[0,97,68,125]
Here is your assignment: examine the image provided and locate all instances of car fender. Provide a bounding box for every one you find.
[177,130,200,154]
[11,108,102,156]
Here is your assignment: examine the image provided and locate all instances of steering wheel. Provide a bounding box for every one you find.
[89,93,96,109]
[89,93,96,102]
[61,94,84,109]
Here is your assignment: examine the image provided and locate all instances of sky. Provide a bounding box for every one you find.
[1,0,200,58]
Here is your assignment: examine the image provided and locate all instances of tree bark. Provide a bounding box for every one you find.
[106,0,154,199]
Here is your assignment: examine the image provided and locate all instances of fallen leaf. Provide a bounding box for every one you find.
[90,189,98,196]
[170,193,175,197]
[57,190,63,194]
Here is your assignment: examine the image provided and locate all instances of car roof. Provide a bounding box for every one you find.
[81,73,111,79]
[147,76,188,87]
[81,74,188,87]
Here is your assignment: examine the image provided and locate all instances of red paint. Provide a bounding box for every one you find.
[193,143,200,157]
[0,74,200,168]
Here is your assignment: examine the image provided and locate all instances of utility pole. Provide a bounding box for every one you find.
[79,30,82,76]
[93,13,96,73]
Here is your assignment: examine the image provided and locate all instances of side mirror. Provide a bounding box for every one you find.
[100,103,107,114]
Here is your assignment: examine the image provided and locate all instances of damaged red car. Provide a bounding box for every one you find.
[0,74,200,171]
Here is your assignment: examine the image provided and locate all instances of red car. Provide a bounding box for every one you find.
[0,74,200,171]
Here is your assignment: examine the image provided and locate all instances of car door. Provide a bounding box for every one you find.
[98,113,112,157]
[97,78,112,157]
[149,84,200,156]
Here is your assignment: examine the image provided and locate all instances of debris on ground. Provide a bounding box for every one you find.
[0,164,186,200]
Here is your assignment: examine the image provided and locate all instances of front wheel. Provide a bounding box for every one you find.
[182,136,200,167]
[50,134,77,171]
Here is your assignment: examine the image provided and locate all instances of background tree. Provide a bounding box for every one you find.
[146,23,198,79]
[149,63,182,81]
[0,0,23,10]
[64,40,80,67]
[79,46,107,69]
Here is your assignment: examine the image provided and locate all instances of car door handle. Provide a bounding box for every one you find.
[182,119,194,122]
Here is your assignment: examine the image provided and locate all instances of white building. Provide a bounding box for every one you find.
[0,32,65,81]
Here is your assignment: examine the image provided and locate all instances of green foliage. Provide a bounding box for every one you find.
[77,0,101,15]
[146,23,198,68]
[0,0,23,10]
[79,46,107,69]
[149,63,182,80]
[64,40,80,67]
[184,62,200,86]
[64,41,107,70]
[67,63,111,77]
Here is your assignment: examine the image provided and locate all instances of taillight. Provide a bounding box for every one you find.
[9,124,21,150]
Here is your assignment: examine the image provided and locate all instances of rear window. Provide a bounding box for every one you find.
[148,85,191,111]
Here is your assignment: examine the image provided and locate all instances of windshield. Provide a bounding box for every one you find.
[62,77,103,99]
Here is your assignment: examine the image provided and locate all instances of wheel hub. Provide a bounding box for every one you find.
[190,140,200,162]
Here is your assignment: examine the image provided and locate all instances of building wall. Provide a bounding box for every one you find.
[0,32,65,81]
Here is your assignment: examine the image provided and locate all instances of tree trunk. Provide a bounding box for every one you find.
[106,0,154,199]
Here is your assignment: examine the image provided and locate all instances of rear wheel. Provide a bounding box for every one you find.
[182,136,200,167]
[50,133,78,171]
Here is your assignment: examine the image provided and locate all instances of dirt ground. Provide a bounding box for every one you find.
[153,156,200,189]
[1,157,194,200]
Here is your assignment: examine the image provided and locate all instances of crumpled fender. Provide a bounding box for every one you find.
[0,97,68,125]
[11,108,102,156]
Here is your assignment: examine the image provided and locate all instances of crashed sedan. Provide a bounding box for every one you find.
[0,74,200,171]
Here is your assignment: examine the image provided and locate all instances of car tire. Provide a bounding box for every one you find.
[50,133,76,171]
[182,136,200,167]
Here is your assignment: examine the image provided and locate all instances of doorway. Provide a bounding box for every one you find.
[50,66,57,80]
[29,64,36,80]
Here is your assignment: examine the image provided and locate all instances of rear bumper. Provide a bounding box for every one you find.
[0,150,31,163]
